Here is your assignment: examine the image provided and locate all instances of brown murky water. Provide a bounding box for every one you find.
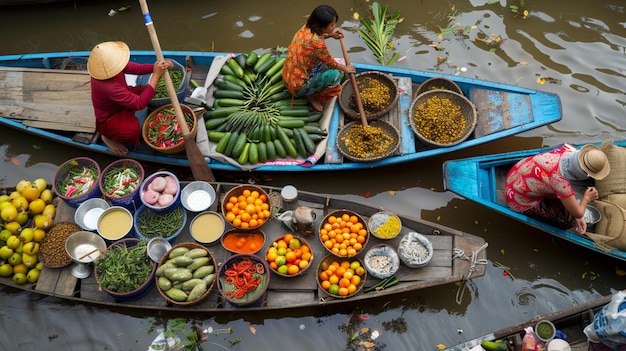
[0,1,625,350]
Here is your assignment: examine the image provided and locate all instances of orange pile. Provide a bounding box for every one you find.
[266,233,312,276]
[320,213,367,257]
[223,189,271,229]
[318,259,365,297]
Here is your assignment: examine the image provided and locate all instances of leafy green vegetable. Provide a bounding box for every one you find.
[95,240,152,293]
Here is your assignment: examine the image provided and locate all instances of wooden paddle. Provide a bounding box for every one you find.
[138,0,215,182]
[339,37,367,126]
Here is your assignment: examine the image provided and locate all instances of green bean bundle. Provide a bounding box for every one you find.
[136,207,185,238]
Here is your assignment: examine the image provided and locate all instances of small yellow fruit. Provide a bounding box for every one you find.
[35,261,44,270]
[3,221,21,235]
[22,242,39,256]
[1,204,18,222]
[0,263,12,277]
[39,189,53,204]
[33,178,48,192]
[12,272,27,285]
[21,252,38,267]
[9,191,21,200]
[33,228,46,242]
[15,180,32,193]
[0,229,12,242]
[13,262,28,274]
[42,204,56,219]
[21,186,41,202]
[11,196,28,212]
[14,210,29,225]
[0,246,14,260]
[19,228,34,243]
[8,252,22,265]
[28,198,46,215]
[0,194,10,203]
[34,214,53,230]
[0,201,11,211]
[14,241,23,254]
[27,268,40,283]
[6,235,21,250]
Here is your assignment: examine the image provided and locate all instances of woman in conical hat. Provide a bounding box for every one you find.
[504,143,610,234]
[88,41,173,155]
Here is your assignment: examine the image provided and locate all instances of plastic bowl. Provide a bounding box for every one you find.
[52,157,101,208]
[221,228,266,255]
[140,171,181,212]
[189,211,225,245]
[94,238,156,301]
[181,181,216,212]
[74,198,110,231]
[134,204,186,243]
[97,206,134,242]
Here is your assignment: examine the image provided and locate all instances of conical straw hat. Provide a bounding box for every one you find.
[87,41,130,80]
[578,144,610,180]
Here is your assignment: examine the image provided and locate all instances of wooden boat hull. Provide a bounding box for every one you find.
[442,141,626,262]
[0,182,487,314]
[444,293,613,351]
[0,50,562,172]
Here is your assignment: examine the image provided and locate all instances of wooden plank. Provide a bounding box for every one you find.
[470,89,532,138]
[54,266,78,296]
[35,265,60,294]
[394,76,415,155]
[0,67,95,133]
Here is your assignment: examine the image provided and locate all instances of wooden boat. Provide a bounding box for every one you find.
[0,50,561,172]
[444,293,613,351]
[0,182,487,313]
[442,141,626,262]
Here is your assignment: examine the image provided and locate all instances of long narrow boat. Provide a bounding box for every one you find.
[0,50,561,172]
[442,141,626,262]
[0,182,487,314]
[444,293,613,351]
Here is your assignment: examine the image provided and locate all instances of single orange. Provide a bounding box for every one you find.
[287,264,300,275]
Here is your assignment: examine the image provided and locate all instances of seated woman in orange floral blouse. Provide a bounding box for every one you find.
[282,5,356,112]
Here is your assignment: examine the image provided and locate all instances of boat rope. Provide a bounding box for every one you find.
[452,242,488,304]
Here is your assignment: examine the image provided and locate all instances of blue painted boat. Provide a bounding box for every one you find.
[0,50,561,172]
[442,141,626,262]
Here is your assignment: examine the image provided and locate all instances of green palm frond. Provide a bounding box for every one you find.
[358,2,401,66]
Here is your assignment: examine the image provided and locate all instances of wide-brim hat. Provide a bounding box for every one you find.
[578,144,610,180]
[87,41,130,80]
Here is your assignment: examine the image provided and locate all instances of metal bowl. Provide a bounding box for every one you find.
[147,237,172,263]
[181,181,216,212]
[65,230,107,264]
[74,198,110,231]
[584,204,601,224]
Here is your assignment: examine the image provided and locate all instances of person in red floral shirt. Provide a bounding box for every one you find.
[282,5,356,112]
[87,41,173,155]
[505,144,609,233]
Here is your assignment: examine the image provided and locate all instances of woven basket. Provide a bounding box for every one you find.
[318,209,369,258]
[156,242,216,307]
[339,72,399,121]
[409,90,477,147]
[142,103,197,154]
[265,234,314,278]
[414,77,463,98]
[336,120,400,162]
[217,253,269,307]
[52,157,101,208]
[316,254,367,299]
[99,158,144,211]
[221,184,270,230]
